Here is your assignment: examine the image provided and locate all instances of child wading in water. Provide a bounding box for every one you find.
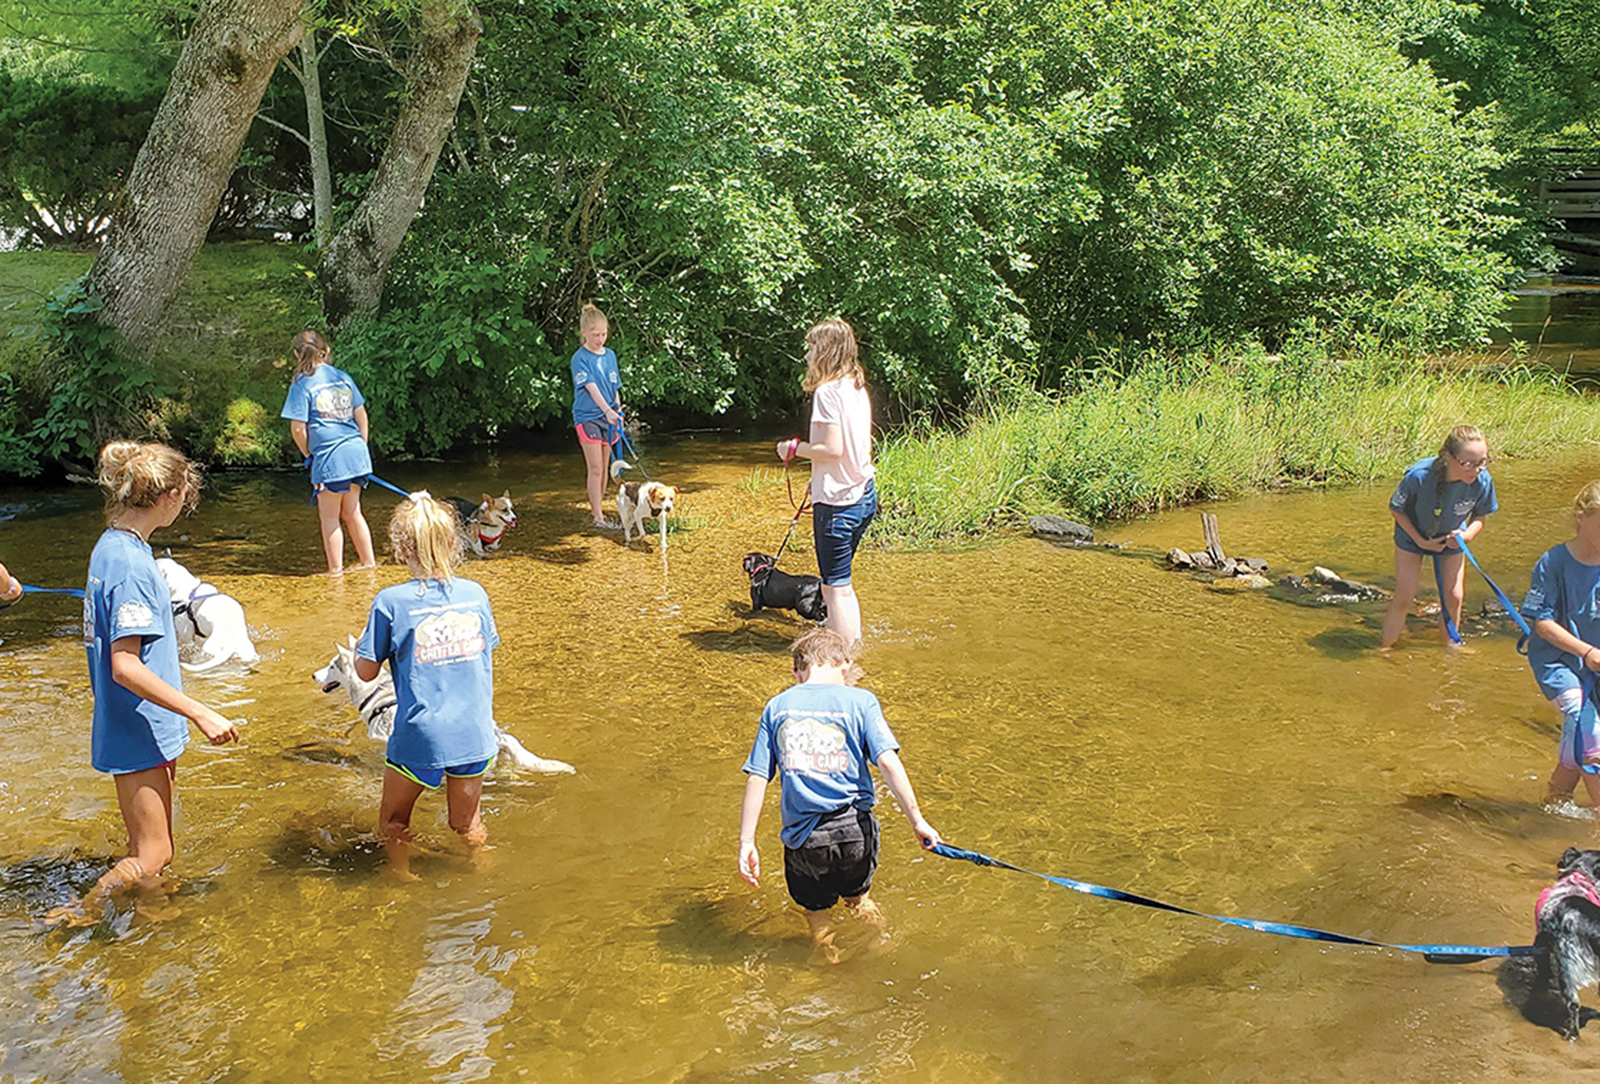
[281,329,377,575]
[355,493,500,881]
[1522,481,1600,810]
[48,442,240,927]
[738,629,941,962]
[777,318,877,646]
[570,302,623,530]
[1380,425,1498,649]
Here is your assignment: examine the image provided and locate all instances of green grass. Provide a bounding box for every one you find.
[0,242,318,466]
[874,338,1600,544]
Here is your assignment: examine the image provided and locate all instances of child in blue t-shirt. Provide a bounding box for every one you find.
[1521,481,1600,809]
[47,442,240,928]
[738,629,941,961]
[281,329,377,576]
[1380,425,1498,648]
[570,302,623,529]
[355,492,500,881]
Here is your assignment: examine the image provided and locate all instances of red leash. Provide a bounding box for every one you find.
[772,440,811,567]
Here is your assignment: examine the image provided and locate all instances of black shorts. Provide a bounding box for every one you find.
[783,806,880,912]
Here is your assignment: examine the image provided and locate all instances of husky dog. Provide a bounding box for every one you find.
[443,491,517,557]
[1535,847,1600,1040]
[742,552,827,623]
[313,638,575,774]
[154,556,259,671]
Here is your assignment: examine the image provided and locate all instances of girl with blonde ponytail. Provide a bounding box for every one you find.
[352,492,500,880]
[48,441,239,927]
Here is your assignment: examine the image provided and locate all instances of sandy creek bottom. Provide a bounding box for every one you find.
[4,438,1600,1081]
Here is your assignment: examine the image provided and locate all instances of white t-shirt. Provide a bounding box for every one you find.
[809,376,874,506]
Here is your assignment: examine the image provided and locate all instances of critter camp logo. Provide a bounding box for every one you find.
[114,600,155,635]
[778,717,850,775]
[313,385,355,422]
[413,610,486,664]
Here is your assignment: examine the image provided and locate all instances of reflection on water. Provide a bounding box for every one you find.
[9,441,1600,1078]
[1497,276,1600,375]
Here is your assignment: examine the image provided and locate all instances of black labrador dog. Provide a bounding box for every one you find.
[743,552,827,623]
[1536,847,1600,1040]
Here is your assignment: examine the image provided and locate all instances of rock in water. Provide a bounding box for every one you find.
[1029,515,1094,543]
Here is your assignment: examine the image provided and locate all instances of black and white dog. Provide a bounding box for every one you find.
[313,638,575,774]
[1535,846,1600,1040]
[742,552,827,623]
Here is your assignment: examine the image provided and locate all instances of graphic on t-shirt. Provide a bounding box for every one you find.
[778,716,850,775]
[413,610,486,664]
[574,367,590,385]
[82,597,94,643]
[1452,498,1476,516]
[313,385,355,422]
[114,599,154,634]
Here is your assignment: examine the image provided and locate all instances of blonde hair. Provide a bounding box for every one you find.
[97,441,201,518]
[791,627,856,671]
[579,303,608,333]
[801,318,863,393]
[1574,481,1600,518]
[388,493,462,581]
[291,329,331,379]
[1437,424,1487,463]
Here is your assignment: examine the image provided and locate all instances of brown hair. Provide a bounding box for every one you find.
[579,303,608,333]
[388,493,462,581]
[790,627,856,671]
[1437,424,1487,463]
[97,441,201,518]
[801,318,863,393]
[292,329,331,379]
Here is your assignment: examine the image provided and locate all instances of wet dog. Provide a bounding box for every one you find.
[743,552,827,623]
[313,638,576,774]
[154,556,259,671]
[443,491,517,557]
[617,481,678,548]
[1535,846,1600,1040]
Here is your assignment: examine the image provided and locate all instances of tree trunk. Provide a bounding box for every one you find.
[322,0,482,328]
[88,0,303,350]
[299,29,334,251]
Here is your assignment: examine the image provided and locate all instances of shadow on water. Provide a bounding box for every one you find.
[1495,956,1600,1038]
[681,625,800,656]
[0,852,109,916]
[1306,625,1383,659]
[267,811,387,877]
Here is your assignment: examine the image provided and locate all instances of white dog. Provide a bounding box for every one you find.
[313,638,576,774]
[615,480,679,549]
[154,556,259,671]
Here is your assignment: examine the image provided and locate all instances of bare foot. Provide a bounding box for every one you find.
[809,930,842,966]
[848,897,887,933]
[387,865,422,885]
[322,568,346,578]
[353,563,378,572]
[42,899,97,929]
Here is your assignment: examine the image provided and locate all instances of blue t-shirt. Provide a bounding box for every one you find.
[83,528,189,774]
[1388,457,1498,545]
[281,364,373,486]
[357,578,500,769]
[1522,542,1600,699]
[570,347,620,425]
[742,681,901,848]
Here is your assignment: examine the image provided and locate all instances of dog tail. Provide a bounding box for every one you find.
[495,728,577,774]
[609,459,633,482]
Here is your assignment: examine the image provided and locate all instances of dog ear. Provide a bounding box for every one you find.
[1560,846,1583,872]
[482,493,492,504]
[501,489,511,499]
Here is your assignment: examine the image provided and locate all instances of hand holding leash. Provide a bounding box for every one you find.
[777,437,800,463]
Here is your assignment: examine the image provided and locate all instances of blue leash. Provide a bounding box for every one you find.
[1452,531,1533,651]
[930,843,1542,963]
[20,584,85,598]
[364,474,410,499]
[1432,553,1463,645]
[610,414,650,480]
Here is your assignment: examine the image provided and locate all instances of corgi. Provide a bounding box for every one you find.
[444,491,517,556]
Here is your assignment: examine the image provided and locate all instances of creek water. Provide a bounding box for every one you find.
[1501,276,1600,375]
[5,439,1600,1081]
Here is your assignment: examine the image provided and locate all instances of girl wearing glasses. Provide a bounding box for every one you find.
[1380,425,1497,649]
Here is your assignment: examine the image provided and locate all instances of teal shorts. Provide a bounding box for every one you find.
[386,757,495,790]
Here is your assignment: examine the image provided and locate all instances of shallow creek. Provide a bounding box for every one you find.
[5,439,1600,1081]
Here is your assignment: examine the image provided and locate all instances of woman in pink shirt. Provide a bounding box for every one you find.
[776,318,877,646]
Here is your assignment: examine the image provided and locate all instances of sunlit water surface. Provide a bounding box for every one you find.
[5,440,1600,1081]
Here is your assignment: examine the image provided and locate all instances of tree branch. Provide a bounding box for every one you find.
[254,111,310,147]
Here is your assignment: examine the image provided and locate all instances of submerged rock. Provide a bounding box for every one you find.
[1029,515,1094,542]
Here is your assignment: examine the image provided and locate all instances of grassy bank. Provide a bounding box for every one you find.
[1,243,317,471]
[873,339,1600,544]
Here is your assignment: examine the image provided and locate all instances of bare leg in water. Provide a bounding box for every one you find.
[46,762,176,927]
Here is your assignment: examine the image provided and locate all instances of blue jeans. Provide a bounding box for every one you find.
[813,480,877,587]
